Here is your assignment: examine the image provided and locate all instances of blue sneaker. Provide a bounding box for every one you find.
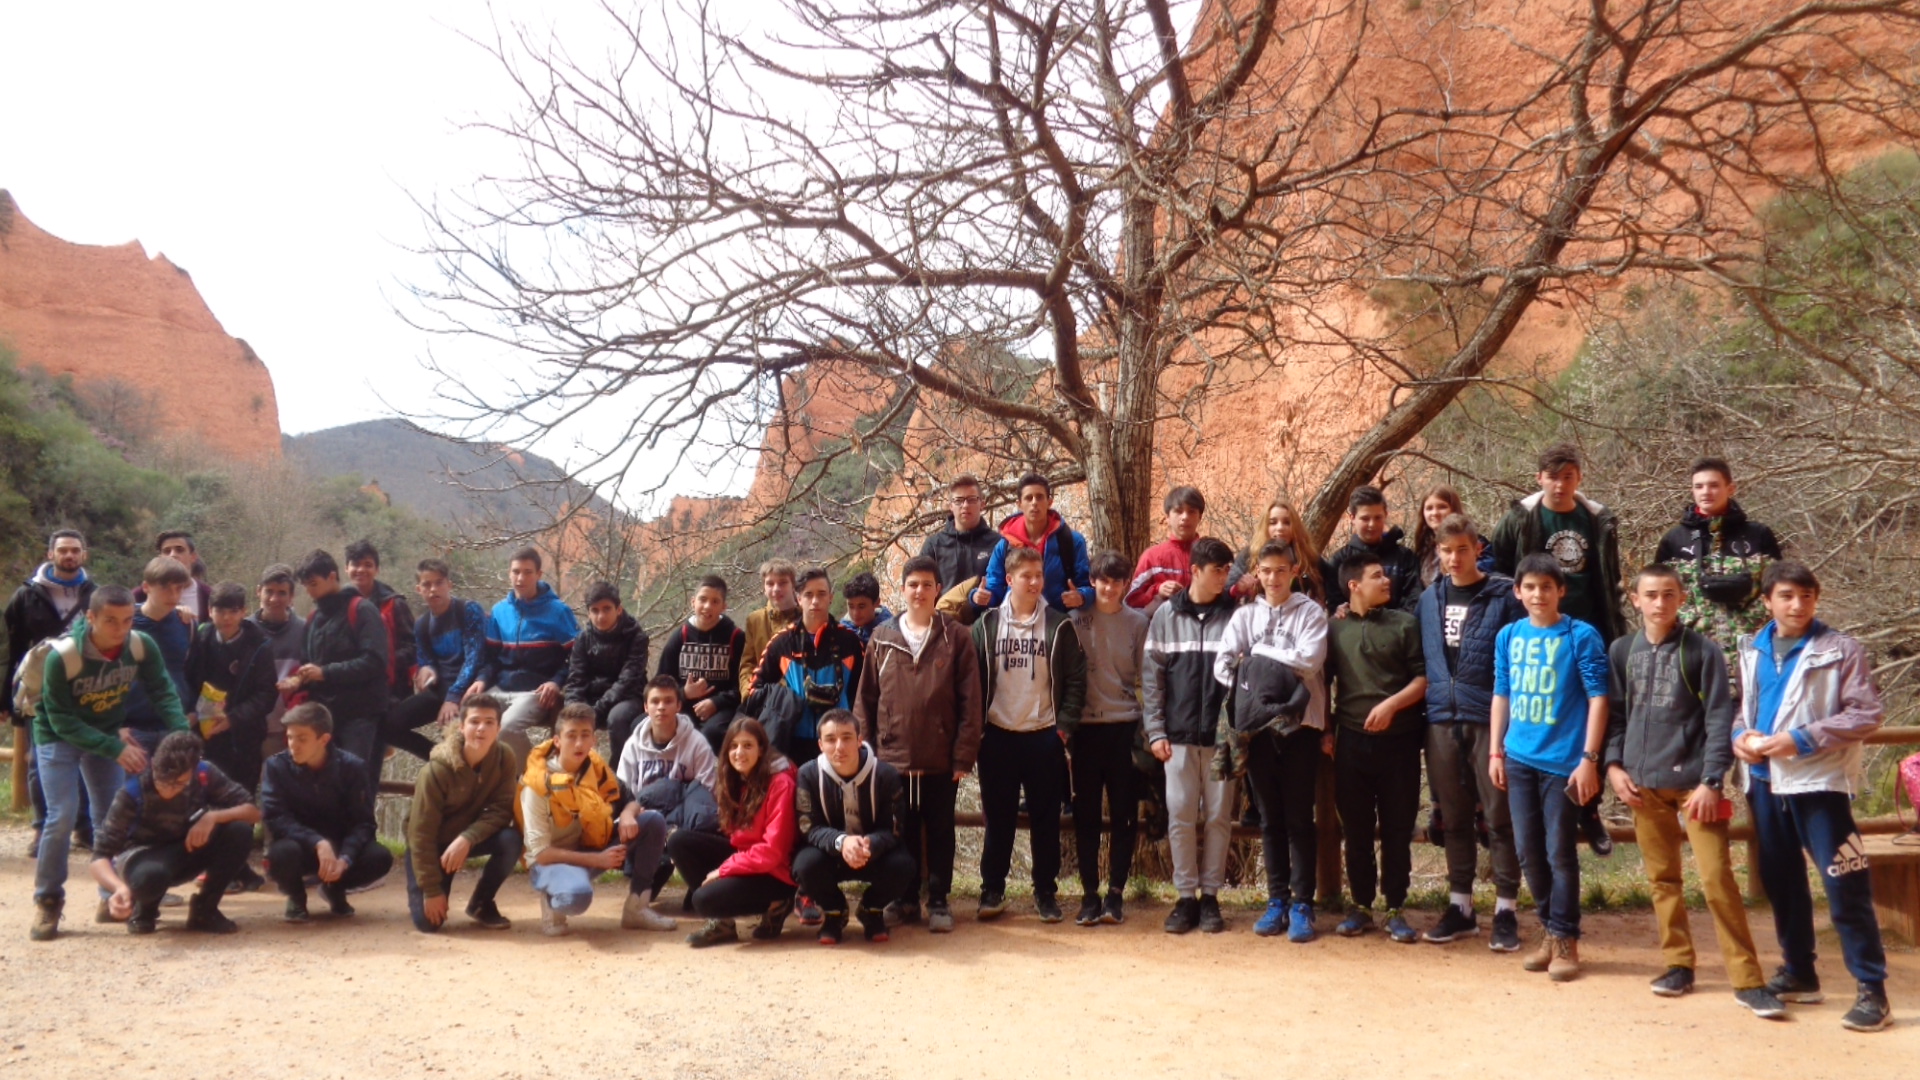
[1287,902,1316,943]
[1254,899,1289,937]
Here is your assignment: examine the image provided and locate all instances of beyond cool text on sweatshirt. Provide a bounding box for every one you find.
[1493,616,1609,776]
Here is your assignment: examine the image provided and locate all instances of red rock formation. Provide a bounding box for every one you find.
[0,191,281,459]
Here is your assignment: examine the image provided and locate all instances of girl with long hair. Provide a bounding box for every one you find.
[1232,495,1324,602]
[663,717,800,947]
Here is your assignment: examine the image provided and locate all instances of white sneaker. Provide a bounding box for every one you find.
[623,892,678,931]
[539,893,570,937]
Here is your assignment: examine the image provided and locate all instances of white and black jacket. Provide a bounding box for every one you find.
[793,744,905,858]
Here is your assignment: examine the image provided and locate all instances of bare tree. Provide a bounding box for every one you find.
[411,0,1919,556]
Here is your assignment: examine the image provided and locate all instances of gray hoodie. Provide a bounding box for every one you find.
[615,712,719,795]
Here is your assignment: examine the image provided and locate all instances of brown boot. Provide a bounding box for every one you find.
[1548,935,1582,982]
[1523,932,1555,972]
[29,898,61,942]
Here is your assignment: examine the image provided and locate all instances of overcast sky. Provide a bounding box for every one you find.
[0,2,648,464]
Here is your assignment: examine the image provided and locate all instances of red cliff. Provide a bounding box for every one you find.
[0,191,281,459]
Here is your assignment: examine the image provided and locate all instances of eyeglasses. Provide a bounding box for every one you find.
[951,496,984,506]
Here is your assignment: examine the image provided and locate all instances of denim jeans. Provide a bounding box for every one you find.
[1506,760,1582,939]
[404,827,524,932]
[33,741,125,904]
[619,810,672,895]
[1748,777,1888,988]
[529,863,598,916]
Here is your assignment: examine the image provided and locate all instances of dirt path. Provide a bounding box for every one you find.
[0,829,1912,1079]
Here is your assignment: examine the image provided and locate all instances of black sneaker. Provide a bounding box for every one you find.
[797,896,824,927]
[1841,986,1892,1032]
[1424,904,1478,943]
[1035,895,1064,924]
[1489,909,1521,953]
[1735,987,1788,1019]
[977,891,1009,921]
[1163,897,1199,934]
[1101,893,1125,925]
[226,866,267,895]
[1198,895,1226,934]
[128,902,160,936]
[1764,966,1824,1004]
[465,900,512,930]
[1651,967,1695,997]
[1076,896,1103,927]
[818,912,847,946]
[283,898,311,924]
[1580,802,1613,857]
[321,883,355,917]
[184,899,238,935]
[857,907,890,943]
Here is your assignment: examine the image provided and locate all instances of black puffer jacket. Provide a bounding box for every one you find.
[564,613,651,713]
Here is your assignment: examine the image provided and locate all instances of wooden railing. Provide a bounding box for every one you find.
[11,727,1919,904]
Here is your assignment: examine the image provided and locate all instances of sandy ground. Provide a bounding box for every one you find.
[0,827,1913,1080]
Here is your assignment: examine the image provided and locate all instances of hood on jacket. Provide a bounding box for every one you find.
[30,562,90,591]
[1514,489,1609,516]
[1344,526,1410,558]
[506,580,566,616]
[1170,585,1238,620]
[1680,498,1751,533]
[585,611,642,643]
[1000,509,1065,551]
[639,711,699,755]
[353,580,403,606]
[429,727,503,772]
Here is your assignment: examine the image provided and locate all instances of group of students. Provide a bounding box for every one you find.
[7,449,1896,1032]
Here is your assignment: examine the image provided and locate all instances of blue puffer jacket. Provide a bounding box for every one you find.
[1418,573,1526,725]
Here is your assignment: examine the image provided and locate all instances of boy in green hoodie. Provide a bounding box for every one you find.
[30,585,190,941]
[404,694,524,933]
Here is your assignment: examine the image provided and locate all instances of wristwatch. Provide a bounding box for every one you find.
[1703,775,1724,791]
[1581,750,1599,764]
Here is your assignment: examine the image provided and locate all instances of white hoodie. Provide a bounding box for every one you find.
[1215,592,1330,731]
[615,713,719,794]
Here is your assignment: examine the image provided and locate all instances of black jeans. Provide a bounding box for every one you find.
[123,821,255,912]
[404,827,524,933]
[204,717,268,796]
[266,836,396,905]
[792,844,917,915]
[1246,726,1321,905]
[1071,722,1139,896]
[605,699,647,766]
[665,828,795,918]
[898,771,958,905]
[332,716,382,807]
[697,707,739,756]
[382,692,444,763]
[978,725,1065,899]
[1333,726,1423,909]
